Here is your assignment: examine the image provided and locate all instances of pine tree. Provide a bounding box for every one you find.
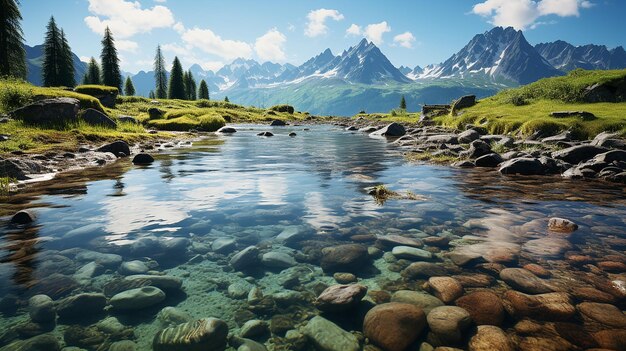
[167,56,185,99]
[83,57,100,85]
[224,96,229,102]
[42,16,62,86]
[0,0,27,78]
[183,69,196,100]
[100,27,121,90]
[400,95,407,110]
[154,45,167,99]
[198,79,209,100]
[149,90,155,99]
[58,29,75,87]
[124,76,135,96]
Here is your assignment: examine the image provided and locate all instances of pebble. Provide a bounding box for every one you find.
[301,316,360,351]
[333,272,357,284]
[315,284,368,311]
[110,286,166,310]
[428,277,464,303]
[363,302,426,351]
[392,246,433,260]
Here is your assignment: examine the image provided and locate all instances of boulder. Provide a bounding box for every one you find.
[402,262,447,279]
[457,129,480,143]
[148,107,164,119]
[577,302,626,328]
[504,291,575,321]
[217,126,237,133]
[427,306,472,345]
[110,286,166,310]
[9,97,79,125]
[475,153,503,167]
[547,217,578,233]
[469,326,513,351]
[81,108,117,128]
[363,302,426,351]
[455,290,505,326]
[28,295,56,323]
[428,277,464,304]
[257,131,274,137]
[57,293,106,319]
[451,95,476,111]
[593,329,626,350]
[118,115,138,124]
[371,123,406,137]
[270,120,287,126]
[230,246,260,271]
[391,290,444,315]
[11,210,36,224]
[499,158,545,175]
[391,246,432,260]
[132,153,154,164]
[499,268,554,294]
[594,149,626,163]
[96,140,131,157]
[315,284,367,312]
[153,318,229,351]
[261,251,297,269]
[301,316,360,351]
[552,145,608,164]
[320,244,370,273]
[583,83,617,103]
[464,140,492,159]
[590,132,626,149]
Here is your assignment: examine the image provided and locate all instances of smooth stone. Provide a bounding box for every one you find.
[28,295,55,323]
[96,316,126,334]
[230,246,260,271]
[363,302,426,351]
[593,329,626,350]
[0,334,61,351]
[217,126,237,133]
[73,262,101,283]
[275,226,308,244]
[75,250,122,268]
[391,290,444,315]
[333,272,357,284]
[315,284,368,312]
[427,306,472,345]
[468,326,513,351]
[571,287,616,303]
[157,306,193,327]
[452,274,495,288]
[153,318,229,351]
[402,262,447,279]
[57,293,106,318]
[110,286,166,310]
[231,336,267,351]
[522,264,551,278]
[428,277,464,304]
[301,316,360,351]
[577,302,626,328]
[522,237,572,258]
[320,244,370,273]
[240,320,269,338]
[108,340,137,351]
[261,252,297,269]
[455,291,505,326]
[132,153,154,165]
[212,238,237,254]
[504,291,575,321]
[392,246,432,260]
[499,268,554,294]
[376,235,423,248]
[125,275,183,291]
[118,260,149,275]
[11,210,36,224]
[548,217,578,233]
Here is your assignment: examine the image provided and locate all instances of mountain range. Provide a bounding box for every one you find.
[25,27,626,116]
[25,44,87,87]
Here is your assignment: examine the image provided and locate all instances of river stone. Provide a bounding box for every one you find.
[231,336,267,351]
[132,153,154,165]
[572,287,616,303]
[230,246,260,271]
[522,237,572,258]
[320,244,370,273]
[402,262,447,279]
[315,284,367,312]
[392,246,432,260]
[301,316,360,351]
[96,316,126,334]
[110,286,165,310]
[119,260,150,275]
[577,302,626,328]
[75,250,122,268]
[28,295,55,323]
[11,210,36,224]
[158,306,193,327]
[455,291,505,326]
[499,268,554,294]
[57,293,106,318]
[333,272,357,284]
[363,302,426,351]
[9,97,79,125]
[153,318,229,351]
[376,235,423,248]
[428,277,463,303]
[504,291,575,321]
[499,157,545,175]
[96,140,131,156]
[125,275,183,291]
[81,108,117,128]
[552,144,607,164]
[469,326,513,351]
[240,320,269,338]
[261,251,297,269]
[427,306,472,345]
[1,333,61,351]
[211,238,236,254]
[452,274,495,288]
[391,290,444,315]
[217,126,236,133]
[475,153,503,167]
[522,264,551,278]
[108,340,137,351]
[547,218,578,233]
[371,123,406,137]
[593,329,626,350]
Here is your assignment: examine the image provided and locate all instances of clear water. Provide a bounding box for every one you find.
[1,124,625,349]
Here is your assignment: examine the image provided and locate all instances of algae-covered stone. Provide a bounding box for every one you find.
[153,318,228,351]
[28,295,55,323]
[301,316,360,351]
[57,293,106,318]
[110,286,165,310]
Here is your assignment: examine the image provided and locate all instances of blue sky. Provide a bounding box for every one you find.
[19,0,626,74]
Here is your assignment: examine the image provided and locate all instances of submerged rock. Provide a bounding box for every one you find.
[57,293,106,319]
[320,244,370,273]
[504,291,575,321]
[427,306,472,345]
[230,246,261,271]
[577,302,626,328]
[455,291,505,326]
[301,316,360,351]
[428,277,463,303]
[158,306,193,327]
[110,286,166,310]
[402,262,447,279]
[1,334,61,351]
[217,126,237,133]
[315,284,368,312]
[391,290,444,315]
[119,260,150,275]
[28,295,55,323]
[10,210,36,224]
[132,153,154,165]
[469,325,513,351]
[124,274,183,291]
[261,251,297,269]
[499,268,554,294]
[211,237,237,254]
[547,217,578,233]
[391,246,432,260]
[153,318,229,351]
[363,302,426,351]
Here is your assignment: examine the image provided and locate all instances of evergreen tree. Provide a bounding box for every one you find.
[198,79,209,100]
[184,69,197,100]
[149,90,155,99]
[124,76,135,96]
[167,56,185,99]
[83,57,100,85]
[58,29,75,87]
[100,27,121,90]
[224,96,229,102]
[400,95,407,110]
[42,16,62,86]
[154,45,167,99]
[0,0,27,78]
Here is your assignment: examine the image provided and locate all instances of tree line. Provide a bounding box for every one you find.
[0,0,211,101]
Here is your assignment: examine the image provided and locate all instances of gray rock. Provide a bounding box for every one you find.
[73,262,102,283]
[261,252,297,269]
[119,260,150,275]
[10,210,36,224]
[0,157,46,180]
[240,320,269,338]
[57,293,106,318]
[457,129,480,143]
[391,290,444,315]
[359,126,379,133]
[212,238,237,254]
[230,246,260,271]
[217,126,237,133]
[590,132,626,149]
[96,140,131,157]
[124,275,183,291]
[270,120,287,126]
[28,295,55,323]
[148,107,164,119]
[118,115,138,124]
[499,268,554,294]
[96,316,126,334]
[132,153,154,164]
[231,336,267,351]
[228,281,254,299]
[594,150,626,163]
[110,286,166,310]
[392,246,432,260]
[275,227,308,244]
[301,316,360,351]
[153,318,228,351]
[257,131,274,137]
[427,134,459,144]
[9,98,79,125]
[464,140,492,159]
[552,144,608,164]
[451,95,476,111]
[157,306,193,327]
[81,108,117,128]
[75,250,122,268]
[108,340,137,351]
[475,153,503,167]
[371,123,406,137]
[1,334,61,351]
[499,158,545,175]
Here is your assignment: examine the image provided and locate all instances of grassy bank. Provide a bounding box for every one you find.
[0,79,311,155]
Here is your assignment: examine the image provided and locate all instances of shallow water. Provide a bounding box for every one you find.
[1,124,625,350]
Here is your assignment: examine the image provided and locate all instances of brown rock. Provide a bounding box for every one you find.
[578,302,626,328]
[455,291,505,326]
[468,325,513,351]
[504,291,575,321]
[499,268,554,294]
[597,261,626,273]
[452,274,495,288]
[571,287,616,303]
[321,244,371,273]
[428,277,464,304]
[333,273,357,284]
[593,329,626,350]
[548,217,578,233]
[402,262,447,279]
[363,302,426,351]
[475,263,505,275]
[513,319,542,334]
[518,336,573,351]
[553,322,599,349]
[368,290,391,304]
[315,284,367,312]
[566,254,594,265]
[350,234,376,242]
[522,237,572,258]
[427,306,472,345]
[423,236,450,247]
[522,264,551,278]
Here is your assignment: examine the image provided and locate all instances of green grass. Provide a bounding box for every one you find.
[1,78,105,112]
[405,151,461,164]
[74,85,119,97]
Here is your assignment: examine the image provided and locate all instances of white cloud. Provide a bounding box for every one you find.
[472,0,594,30]
[346,24,362,36]
[304,9,344,37]
[181,27,253,60]
[161,43,224,72]
[84,0,175,38]
[199,61,224,72]
[364,21,391,45]
[79,56,91,63]
[116,39,139,52]
[254,28,287,62]
[393,31,416,48]
[154,0,166,2]
[287,23,296,32]
[173,22,185,34]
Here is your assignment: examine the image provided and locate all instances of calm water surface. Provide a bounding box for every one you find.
[1,124,625,349]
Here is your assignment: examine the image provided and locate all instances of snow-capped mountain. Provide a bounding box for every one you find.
[416,26,562,84]
[535,40,626,71]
